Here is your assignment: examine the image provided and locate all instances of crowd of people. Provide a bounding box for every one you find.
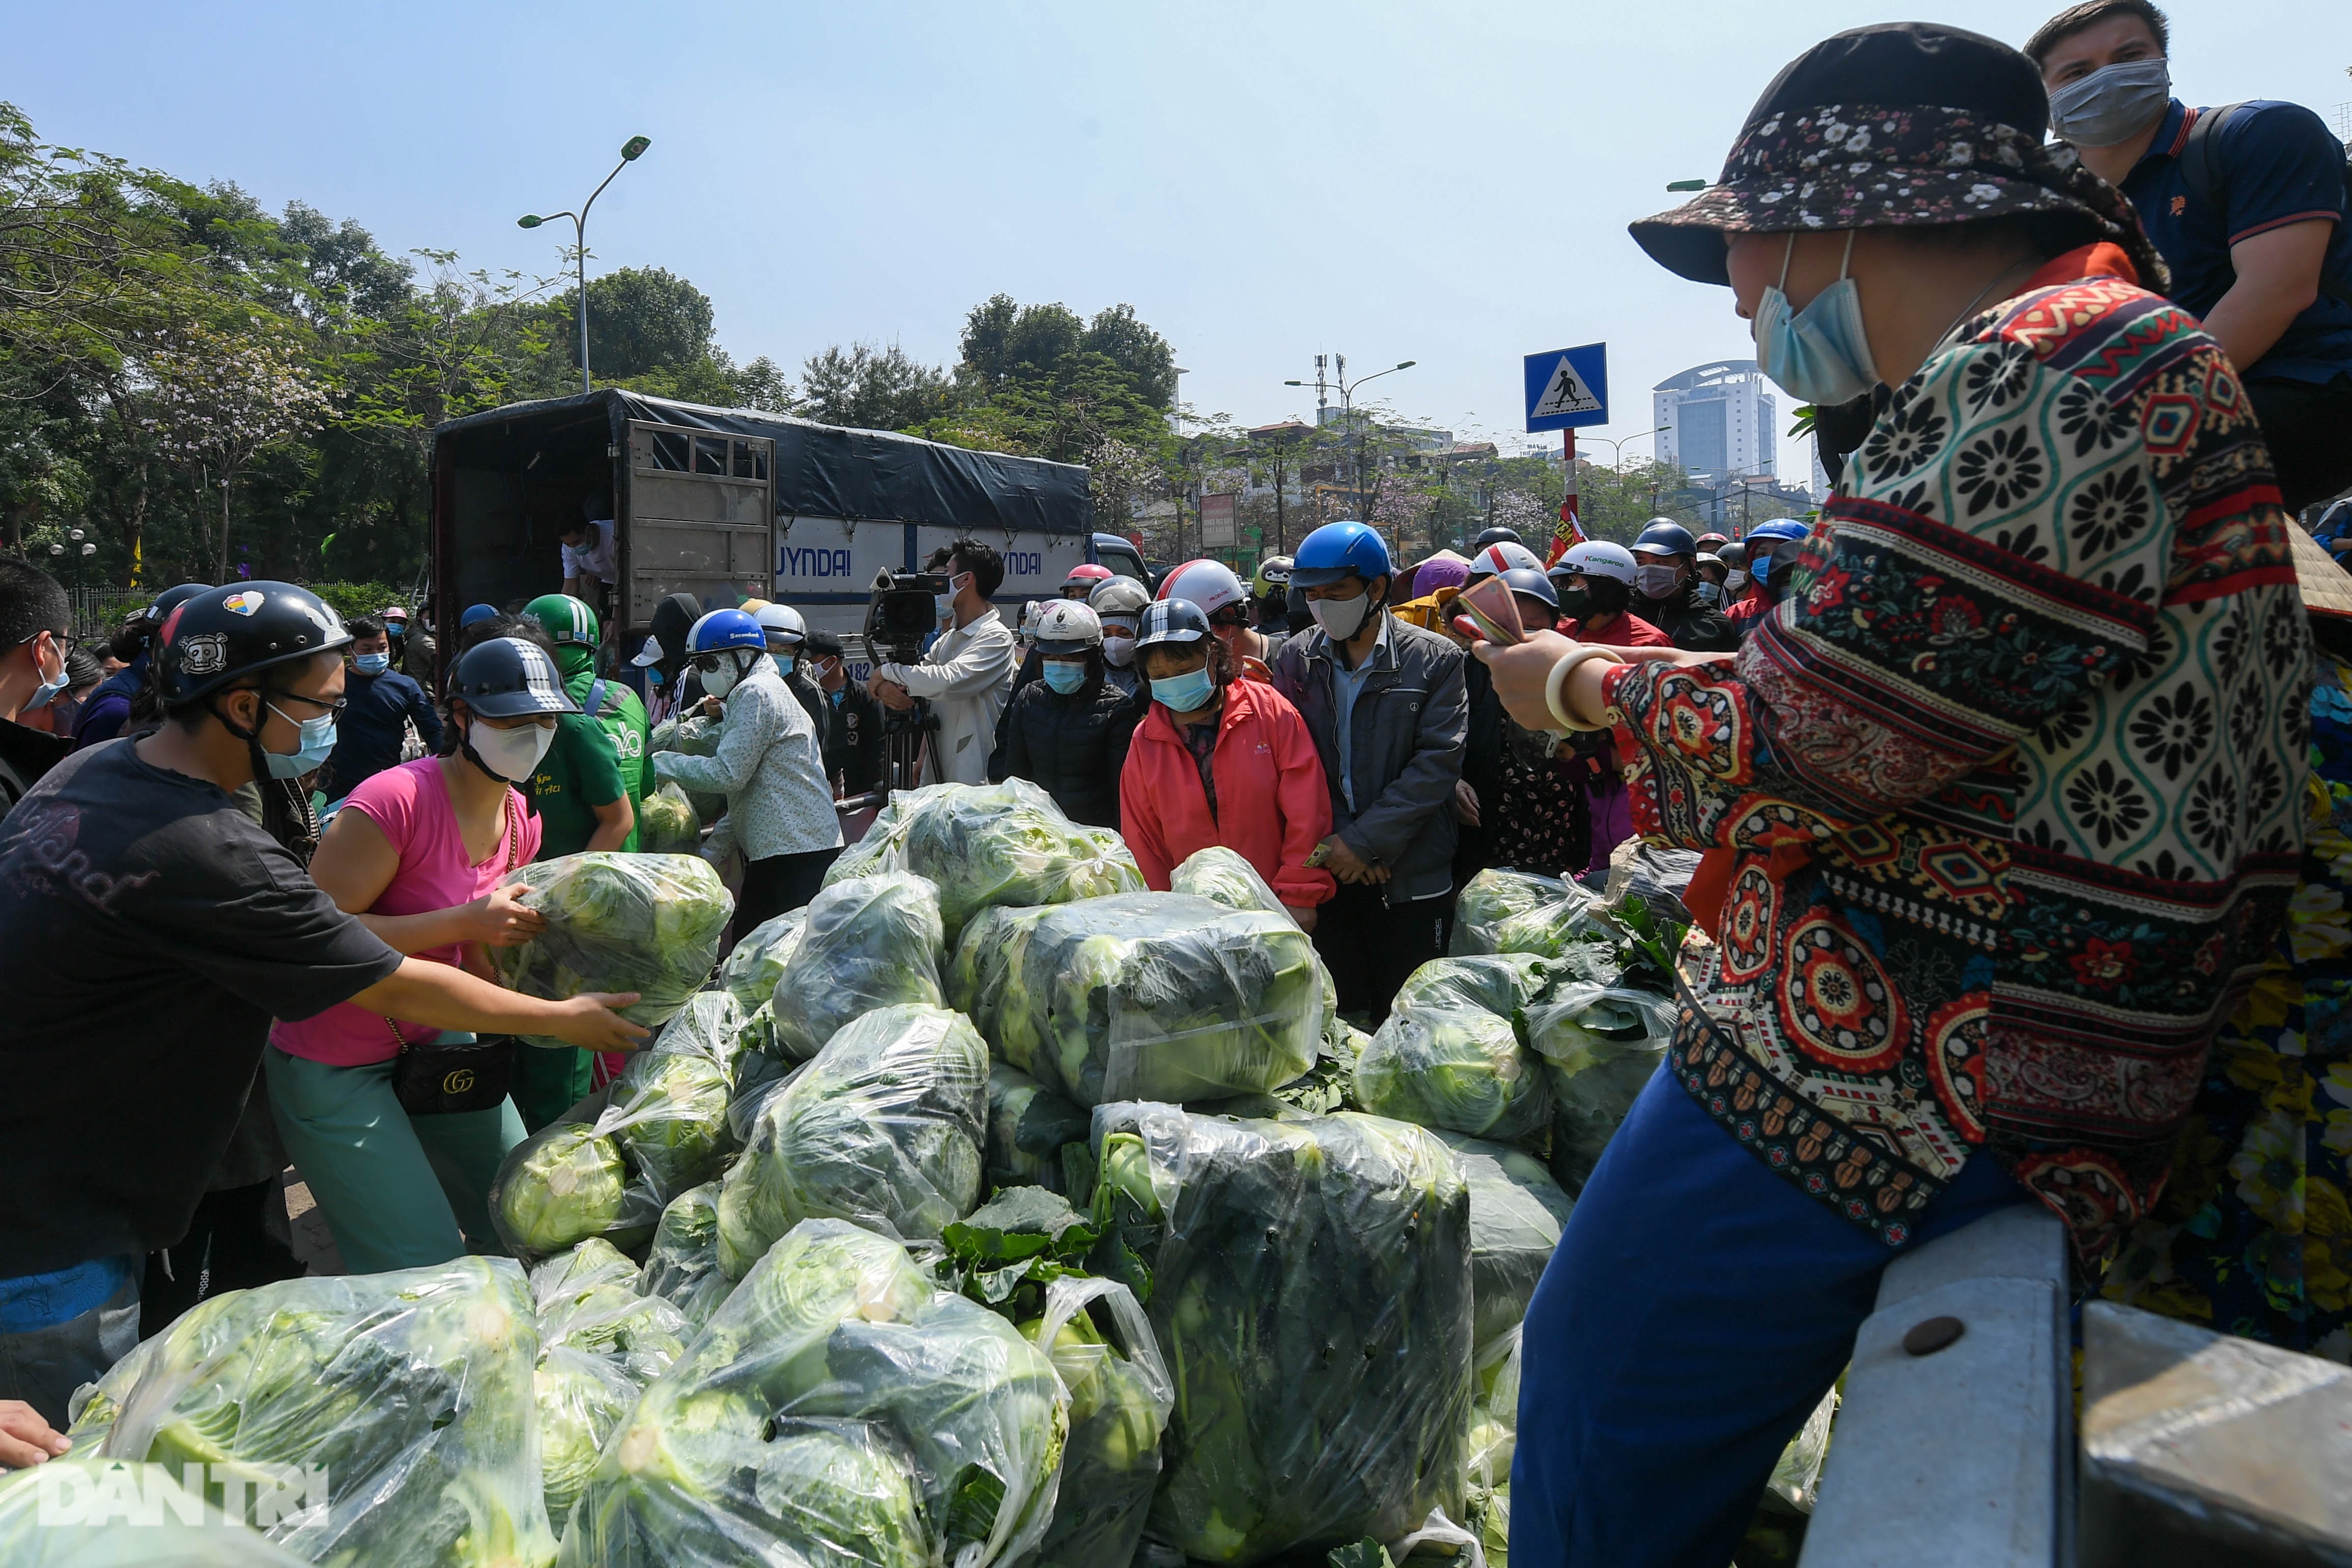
[1,3,2349,1561]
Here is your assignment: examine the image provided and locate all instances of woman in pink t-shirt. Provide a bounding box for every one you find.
[265,635,580,1272]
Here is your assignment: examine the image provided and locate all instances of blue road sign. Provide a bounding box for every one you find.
[1524,343,1609,432]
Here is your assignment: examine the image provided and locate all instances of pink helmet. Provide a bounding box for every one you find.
[1156,559,1250,620]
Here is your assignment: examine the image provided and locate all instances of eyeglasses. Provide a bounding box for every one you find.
[262,689,348,719]
[690,653,736,674]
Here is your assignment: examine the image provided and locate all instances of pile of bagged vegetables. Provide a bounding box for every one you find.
[10,803,1727,1568]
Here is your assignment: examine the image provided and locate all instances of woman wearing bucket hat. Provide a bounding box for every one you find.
[1478,24,2306,1565]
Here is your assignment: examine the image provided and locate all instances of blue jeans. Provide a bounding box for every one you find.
[1511,1063,2028,1567]
[0,1258,141,1429]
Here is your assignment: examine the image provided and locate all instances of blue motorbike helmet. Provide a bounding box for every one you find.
[1291,520,1395,588]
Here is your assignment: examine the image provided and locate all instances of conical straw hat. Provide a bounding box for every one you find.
[2291,525,2352,619]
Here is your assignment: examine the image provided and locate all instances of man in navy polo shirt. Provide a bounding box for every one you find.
[2028,0,2352,514]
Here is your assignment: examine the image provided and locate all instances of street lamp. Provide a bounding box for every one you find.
[1576,424,1669,468]
[520,134,653,395]
[1284,357,1414,535]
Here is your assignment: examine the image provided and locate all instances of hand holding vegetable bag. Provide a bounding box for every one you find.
[717,1003,989,1274]
[590,990,744,1202]
[1353,954,1557,1141]
[1089,1103,1473,1563]
[768,871,946,1060]
[490,852,734,1045]
[558,1219,1068,1568]
[66,1258,554,1568]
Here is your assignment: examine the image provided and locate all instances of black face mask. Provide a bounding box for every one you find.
[1555,585,1593,619]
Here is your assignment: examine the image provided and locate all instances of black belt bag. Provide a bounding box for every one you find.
[391,1027,517,1117]
[388,793,525,1117]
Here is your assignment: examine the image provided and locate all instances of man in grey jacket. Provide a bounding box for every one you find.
[1273,521,1468,1024]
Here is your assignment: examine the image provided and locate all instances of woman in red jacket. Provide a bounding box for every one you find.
[1119,598,1336,929]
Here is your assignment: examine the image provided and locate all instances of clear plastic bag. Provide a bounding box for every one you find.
[490,852,734,1046]
[1766,1385,1838,1514]
[1090,1103,1474,1563]
[557,1219,1068,1568]
[948,903,1053,1058]
[489,1117,663,1264]
[1434,1133,1575,1357]
[1529,982,1674,1196]
[998,893,1323,1108]
[823,780,1144,943]
[650,715,727,822]
[637,1182,734,1329]
[636,781,702,856]
[1352,956,1556,1141]
[986,1063,1091,1194]
[0,1458,319,1565]
[769,871,947,1060]
[67,1258,554,1568]
[535,1344,639,1530]
[1450,868,1620,964]
[1020,1277,1172,1568]
[713,909,804,1015]
[529,1240,691,1383]
[717,1003,989,1274]
[1466,1328,1523,1488]
[591,994,743,1204]
[1171,846,1348,1053]
[1602,840,1702,933]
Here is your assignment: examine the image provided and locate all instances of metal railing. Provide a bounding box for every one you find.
[67,587,149,644]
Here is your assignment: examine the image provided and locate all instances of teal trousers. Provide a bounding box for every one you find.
[264,1042,526,1274]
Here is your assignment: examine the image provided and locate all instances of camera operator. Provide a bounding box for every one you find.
[866,538,1016,786]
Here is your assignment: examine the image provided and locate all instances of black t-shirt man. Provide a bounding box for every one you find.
[0,741,401,1277]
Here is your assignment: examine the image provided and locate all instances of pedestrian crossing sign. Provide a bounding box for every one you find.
[1524,344,1608,431]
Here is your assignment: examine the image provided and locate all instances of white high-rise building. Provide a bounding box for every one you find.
[1655,360,1775,482]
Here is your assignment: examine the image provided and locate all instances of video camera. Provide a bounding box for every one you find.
[863,567,950,667]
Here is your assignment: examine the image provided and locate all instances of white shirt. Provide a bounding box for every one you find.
[561,519,617,585]
[878,607,1016,787]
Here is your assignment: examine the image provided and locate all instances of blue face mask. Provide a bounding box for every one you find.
[1751,232,1879,406]
[262,699,337,780]
[353,651,391,676]
[1151,666,1216,714]
[1042,660,1088,695]
[20,633,67,711]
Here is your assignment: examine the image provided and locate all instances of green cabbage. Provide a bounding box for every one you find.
[638,1182,733,1329]
[66,1258,552,1568]
[1529,982,1674,1195]
[986,892,1322,1107]
[490,1120,655,1263]
[529,1240,690,1382]
[1450,867,1621,966]
[717,1004,988,1274]
[636,782,702,855]
[712,909,804,1015]
[650,716,727,822]
[1091,1105,1473,1563]
[596,1027,737,1201]
[1434,1132,1575,1355]
[1352,955,1556,1141]
[769,871,946,1059]
[490,852,733,1045]
[560,1220,1066,1568]
[1018,1278,1172,1568]
[535,1346,636,1530]
[824,780,1144,943]
[1170,846,1348,1053]
[985,1063,1091,1194]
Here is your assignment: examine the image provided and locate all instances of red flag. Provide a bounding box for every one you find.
[1548,495,1586,564]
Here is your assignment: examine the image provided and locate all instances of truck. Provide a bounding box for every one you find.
[430,388,1147,681]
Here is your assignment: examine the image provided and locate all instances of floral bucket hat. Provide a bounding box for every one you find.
[1629,21,2165,290]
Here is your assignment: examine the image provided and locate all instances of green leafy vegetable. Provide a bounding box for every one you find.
[1352,955,1556,1140]
[637,1182,733,1329]
[490,852,733,1045]
[768,871,946,1060]
[1018,1277,1173,1568]
[1434,1131,1575,1356]
[489,1120,656,1263]
[712,909,805,1015]
[636,782,702,855]
[985,1063,1092,1194]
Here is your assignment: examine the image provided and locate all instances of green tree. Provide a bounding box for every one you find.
[796,342,951,430]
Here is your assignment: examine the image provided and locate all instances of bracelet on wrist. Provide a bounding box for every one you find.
[1545,645,1624,732]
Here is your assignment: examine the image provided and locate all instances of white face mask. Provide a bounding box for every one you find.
[702,651,746,700]
[467,718,554,783]
[936,572,971,628]
[1102,634,1136,668]
[1724,569,1751,594]
[1311,590,1375,642]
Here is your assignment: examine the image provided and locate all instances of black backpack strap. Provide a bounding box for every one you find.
[2179,102,2352,309]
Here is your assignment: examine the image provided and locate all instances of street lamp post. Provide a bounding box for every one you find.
[1576,424,1668,469]
[520,135,652,395]
[1284,356,1413,543]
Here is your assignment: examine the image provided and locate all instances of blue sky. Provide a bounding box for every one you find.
[11,1,2346,480]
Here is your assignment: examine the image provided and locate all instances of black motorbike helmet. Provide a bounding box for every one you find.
[158,583,351,705]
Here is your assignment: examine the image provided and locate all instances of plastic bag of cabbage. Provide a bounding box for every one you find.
[650,714,727,822]
[490,852,733,1046]
[490,1114,663,1264]
[767,871,946,1060]
[557,1219,1068,1568]
[980,893,1323,1107]
[1170,845,1348,1050]
[1529,982,1676,1195]
[528,1240,693,1525]
[0,1458,317,1566]
[986,1063,1091,1193]
[1019,1277,1173,1568]
[637,781,703,856]
[719,1003,988,1274]
[1091,1103,1473,1563]
[585,991,743,1204]
[825,779,1143,942]
[713,908,804,1014]
[1353,955,1556,1141]
[1434,1131,1575,1356]
[639,1182,734,1328]
[67,1258,553,1568]
[1450,867,1622,969]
